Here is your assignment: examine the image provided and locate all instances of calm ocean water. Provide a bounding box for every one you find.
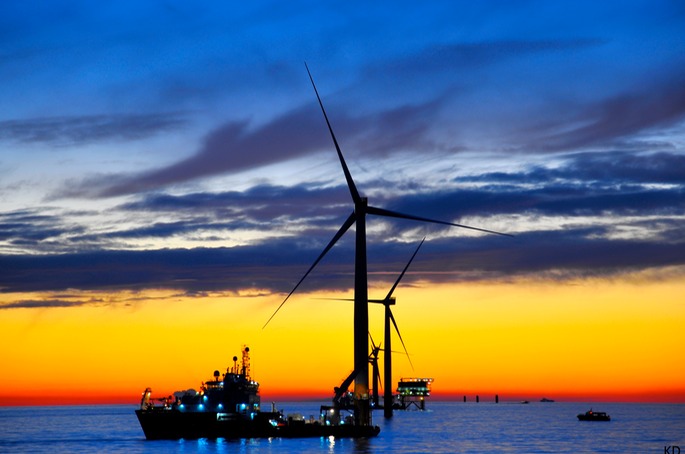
[0,402,683,453]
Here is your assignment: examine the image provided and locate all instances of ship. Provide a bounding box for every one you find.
[577,409,611,421]
[135,346,380,440]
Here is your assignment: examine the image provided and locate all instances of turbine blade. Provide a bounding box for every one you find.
[315,297,384,304]
[389,309,414,370]
[314,297,355,301]
[384,237,425,301]
[305,62,361,203]
[367,205,513,237]
[262,211,356,329]
[369,331,378,350]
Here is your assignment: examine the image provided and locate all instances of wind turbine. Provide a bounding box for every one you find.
[264,63,511,427]
[368,334,382,408]
[370,237,423,418]
[324,238,422,417]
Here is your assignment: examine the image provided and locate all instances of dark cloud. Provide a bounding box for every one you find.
[0,299,86,310]
[1,186,353,254]
[436,182,684,218]
[374,39,607,74]
[524,75,685,151]
[0,243,350,295]
[392,228,684,281]
[2,226,684,296]
[0,209,86,251]
[429,151,684,217]
[560,151,685,185]
[462,151,685,186]
[84,220,214,242]
[119,184,349,222]
[57,97,442,198]
[0,112,187,146]
[385,161,684,221]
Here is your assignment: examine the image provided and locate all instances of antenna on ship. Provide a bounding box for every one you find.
[242,346,251,380]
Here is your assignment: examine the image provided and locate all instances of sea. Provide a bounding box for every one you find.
[0,402,683,453]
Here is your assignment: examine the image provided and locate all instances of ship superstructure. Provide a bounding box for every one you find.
[135,346,379,439]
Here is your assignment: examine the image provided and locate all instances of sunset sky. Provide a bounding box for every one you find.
[2,1,685,406]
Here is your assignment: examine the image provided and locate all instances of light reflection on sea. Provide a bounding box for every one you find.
[0,402,683,453]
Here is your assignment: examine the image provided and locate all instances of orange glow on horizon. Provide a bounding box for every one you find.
[2,274,684,407]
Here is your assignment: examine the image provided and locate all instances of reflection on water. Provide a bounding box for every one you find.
[0,402,683,453]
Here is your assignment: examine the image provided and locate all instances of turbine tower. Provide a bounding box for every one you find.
[264,63,511,427]
[369,238,423,418]
[368,334,382,408]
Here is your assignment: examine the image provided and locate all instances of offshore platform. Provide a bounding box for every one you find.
[395,378,434,410]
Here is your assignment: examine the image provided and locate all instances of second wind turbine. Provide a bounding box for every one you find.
[264,63,511,427]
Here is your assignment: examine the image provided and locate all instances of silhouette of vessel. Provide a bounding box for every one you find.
[135,346,380,439]
[577,409,611,421]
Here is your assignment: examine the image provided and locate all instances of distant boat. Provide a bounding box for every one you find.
[577,409,611,421]
[540,398,555,403]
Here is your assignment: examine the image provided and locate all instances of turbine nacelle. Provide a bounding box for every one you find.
[369,297,396,306]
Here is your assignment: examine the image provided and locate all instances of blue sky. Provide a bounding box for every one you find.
[1,0,684,305]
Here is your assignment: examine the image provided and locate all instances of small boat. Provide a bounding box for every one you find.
[135,346,380,439]
[577,409,610,421]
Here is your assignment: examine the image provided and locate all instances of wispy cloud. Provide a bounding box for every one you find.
[461,151,685,186]
[0,112,187,146]
[521,74,685,151]
[0,299,86,310]
[55,98,443,198]
[0,209,86,253]
[372,38,607,74]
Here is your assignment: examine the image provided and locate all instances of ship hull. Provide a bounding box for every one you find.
[577,412,610,421]
[135,410,380,440]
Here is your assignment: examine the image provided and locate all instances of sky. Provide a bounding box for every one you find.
[1,0,685,406]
